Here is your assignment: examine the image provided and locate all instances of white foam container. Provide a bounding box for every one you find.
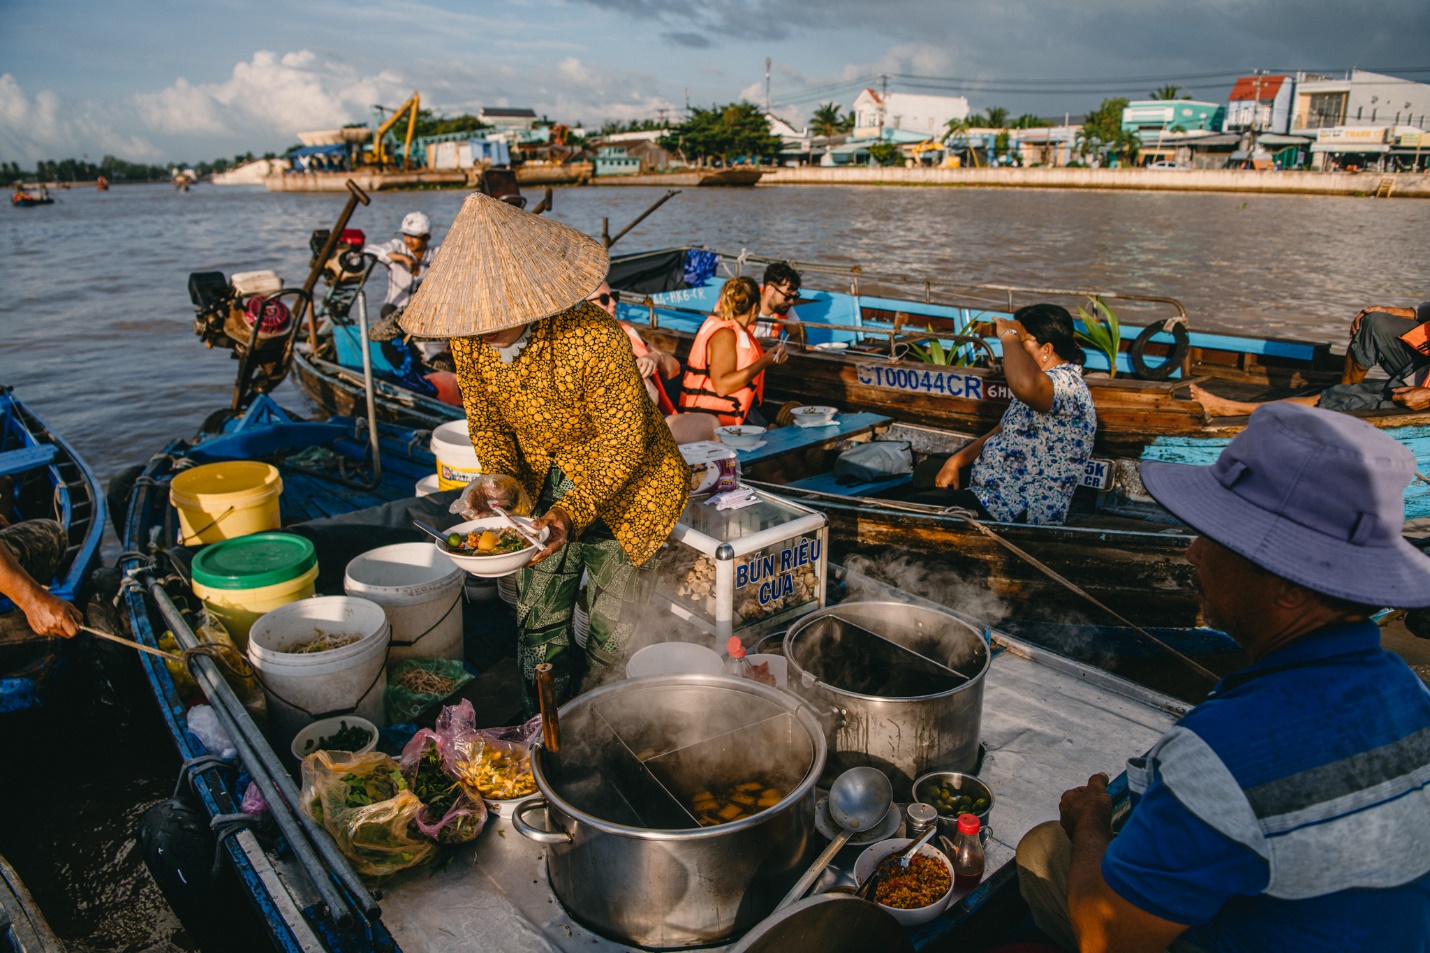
[248,596,390,745]
[430,420,481,491]
[344,543,466,668]
[231,269,283,297]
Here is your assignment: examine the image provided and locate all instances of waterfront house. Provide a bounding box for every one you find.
[594,146,642,176]
[852,89,968,138]
[1225,75,1294,134]
[478,107,540,133]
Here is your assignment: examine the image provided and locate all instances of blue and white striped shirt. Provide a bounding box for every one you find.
[1104,621,1430,952]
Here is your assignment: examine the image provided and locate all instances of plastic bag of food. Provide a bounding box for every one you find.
[435,700,541,805]
[384,658,474,725]
[300,750,436,878]
[160,610,266,721]
[399,729,487,844]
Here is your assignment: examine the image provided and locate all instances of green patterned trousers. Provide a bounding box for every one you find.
[515,469,662,717]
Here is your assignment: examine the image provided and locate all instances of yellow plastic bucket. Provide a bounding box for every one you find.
[190,533,319,648]
[430,421,481,491]
[170,461,282,544]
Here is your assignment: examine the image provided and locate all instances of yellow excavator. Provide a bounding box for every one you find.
[368,92,421,170]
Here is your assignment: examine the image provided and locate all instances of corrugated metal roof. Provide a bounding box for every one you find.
[1228,75,1288,102]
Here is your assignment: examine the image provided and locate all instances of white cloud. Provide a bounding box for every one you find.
[0,73,162,163]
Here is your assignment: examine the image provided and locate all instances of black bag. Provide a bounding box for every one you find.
[832,441,913,485]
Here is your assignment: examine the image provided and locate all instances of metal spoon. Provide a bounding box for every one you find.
[777,767,893,911]
[899,823,938,867]
[413,519,456,548]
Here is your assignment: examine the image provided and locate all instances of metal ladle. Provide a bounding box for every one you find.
[777,766,893,911]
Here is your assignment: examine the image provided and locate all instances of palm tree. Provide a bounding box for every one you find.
[811,102,846,137]
[1010,113,1051,129]
[1150,84,1188,101]
[983,106,1010,129]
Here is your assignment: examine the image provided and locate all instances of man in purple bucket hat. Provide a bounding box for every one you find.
[1016,402,1430,953]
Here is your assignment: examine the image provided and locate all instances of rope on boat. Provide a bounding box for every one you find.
[951,513,1221,685]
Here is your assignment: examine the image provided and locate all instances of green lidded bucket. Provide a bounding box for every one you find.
[191,532,319,649]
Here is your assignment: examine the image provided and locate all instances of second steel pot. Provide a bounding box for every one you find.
[783,601,990,799]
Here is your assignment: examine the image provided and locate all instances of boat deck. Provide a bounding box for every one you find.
[371,623,1182,951]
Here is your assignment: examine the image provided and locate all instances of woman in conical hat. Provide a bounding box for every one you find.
[401,192,689,714]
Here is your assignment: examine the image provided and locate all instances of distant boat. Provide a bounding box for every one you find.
[10,184,53,207]
[96,175,109,191]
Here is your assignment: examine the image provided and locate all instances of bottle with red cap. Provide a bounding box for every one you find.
[726,636,752,679]
[951,813,985,889]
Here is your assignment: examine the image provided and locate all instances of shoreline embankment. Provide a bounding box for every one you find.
[758,166,1430,198]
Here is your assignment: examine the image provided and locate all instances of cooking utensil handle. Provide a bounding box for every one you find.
[511,798,571,845]
[777,827,852,912]
[900,824,938,866]
[536,663,560,753]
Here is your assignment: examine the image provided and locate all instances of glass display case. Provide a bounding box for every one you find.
[655,489,828,643]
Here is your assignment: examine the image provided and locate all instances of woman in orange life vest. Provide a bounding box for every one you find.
[678,276,789,426]
[586,280,680,415]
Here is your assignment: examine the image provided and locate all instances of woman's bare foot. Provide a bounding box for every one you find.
[1189,383,1261,418]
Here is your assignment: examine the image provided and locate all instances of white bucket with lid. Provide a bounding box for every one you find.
[343,543,466,667]
[430,421,481,491]
[247,596,390,745]
[414,473,442,498]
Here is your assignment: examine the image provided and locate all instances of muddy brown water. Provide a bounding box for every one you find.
[1,182,1426,950]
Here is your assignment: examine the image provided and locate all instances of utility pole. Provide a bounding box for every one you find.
[684,88,691,118]
[878,73,889,138]
[764,58,772,114]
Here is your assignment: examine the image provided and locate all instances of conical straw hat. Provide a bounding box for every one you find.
[398,192,609,337]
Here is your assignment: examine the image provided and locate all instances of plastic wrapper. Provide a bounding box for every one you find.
[160,609,266,722]
[240,781,268,815]
[436,700,541,805]
[449,474,533,519]
[300,750,437,878]
[399,729,488,845]
[384,658,474,725]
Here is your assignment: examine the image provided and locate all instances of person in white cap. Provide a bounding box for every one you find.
[364,211,447,363]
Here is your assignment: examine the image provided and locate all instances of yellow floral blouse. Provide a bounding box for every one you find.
[450,302,690,566]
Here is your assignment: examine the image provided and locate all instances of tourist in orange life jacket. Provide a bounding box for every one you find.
[587,281,679,414]
[679,276,789,426]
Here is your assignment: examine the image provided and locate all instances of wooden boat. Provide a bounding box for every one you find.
[1,852,62,953]
[114,396,1228,950]
[10,185,54,207]
[0,387,105,714]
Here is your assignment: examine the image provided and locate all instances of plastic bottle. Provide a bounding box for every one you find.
[951,813,985,890]
[726,636,752,679]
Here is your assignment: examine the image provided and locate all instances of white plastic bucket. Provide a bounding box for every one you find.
[414,473,442,498]
[247,596,390,744]
[430,421,481,491]
[343,543,466,667]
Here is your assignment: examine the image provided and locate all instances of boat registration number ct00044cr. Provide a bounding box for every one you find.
[857,364,1012,402]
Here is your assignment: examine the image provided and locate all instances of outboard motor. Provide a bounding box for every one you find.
[187,268,295,399]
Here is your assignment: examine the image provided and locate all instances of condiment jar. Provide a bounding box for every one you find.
[951,813,985,890]
[906,802,939,838]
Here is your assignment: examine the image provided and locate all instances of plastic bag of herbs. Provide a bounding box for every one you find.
[300,750,436,878]
[399,729,488,844]
[384,658,473,724]
[160,609,266,721]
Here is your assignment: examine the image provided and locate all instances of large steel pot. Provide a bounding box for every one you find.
[783,602,989,799]
[512,674,827,949]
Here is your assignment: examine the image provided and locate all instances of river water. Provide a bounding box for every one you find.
[1,182,1427,951]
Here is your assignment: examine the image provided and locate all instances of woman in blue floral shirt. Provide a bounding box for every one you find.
[929,304,1096,525]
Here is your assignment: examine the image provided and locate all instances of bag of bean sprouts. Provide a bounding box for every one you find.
[383,658,473,724]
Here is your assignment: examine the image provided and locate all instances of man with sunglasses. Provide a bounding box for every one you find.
[753,261,806,344]
[588,281,679,413]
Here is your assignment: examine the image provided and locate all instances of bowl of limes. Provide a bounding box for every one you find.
[913,770,993,841]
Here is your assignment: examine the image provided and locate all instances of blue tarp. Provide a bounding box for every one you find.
[289,143,350,157]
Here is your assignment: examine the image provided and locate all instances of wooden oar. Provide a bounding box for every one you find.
[79,624,183,663]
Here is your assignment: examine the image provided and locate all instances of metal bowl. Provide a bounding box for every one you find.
[912,770,993,841]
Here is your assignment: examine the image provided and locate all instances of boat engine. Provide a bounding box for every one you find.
[187,269,295,397]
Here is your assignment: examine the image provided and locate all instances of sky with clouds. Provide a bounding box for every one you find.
[1,0,1426,164]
